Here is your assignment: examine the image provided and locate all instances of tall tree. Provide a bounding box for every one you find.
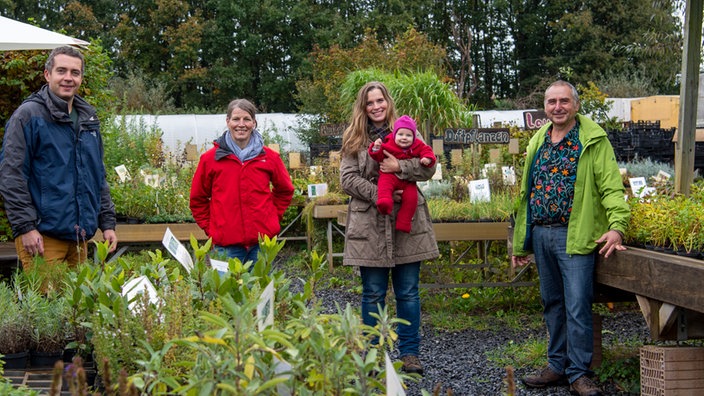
[295,27,447,122]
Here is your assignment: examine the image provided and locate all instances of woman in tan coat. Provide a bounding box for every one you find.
[340,81,439,375]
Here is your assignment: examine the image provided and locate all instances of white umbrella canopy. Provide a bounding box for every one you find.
[0,15,89,51]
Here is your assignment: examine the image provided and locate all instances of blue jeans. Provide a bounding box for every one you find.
[532,225,595,383]
[360,262,421,357]
[213,244,261,267]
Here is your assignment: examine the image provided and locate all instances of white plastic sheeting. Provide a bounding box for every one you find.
[120,101,638,157]
[118,113,307,154]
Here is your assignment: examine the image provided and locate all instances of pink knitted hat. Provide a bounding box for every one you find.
[393,115,417,141]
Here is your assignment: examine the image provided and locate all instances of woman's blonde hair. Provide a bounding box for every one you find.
[340,81,397,157]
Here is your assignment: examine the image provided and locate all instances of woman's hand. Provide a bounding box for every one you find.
[380,150,400,173]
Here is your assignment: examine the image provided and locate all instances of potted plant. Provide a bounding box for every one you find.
[0,282,31,369]
[25,290,70,368]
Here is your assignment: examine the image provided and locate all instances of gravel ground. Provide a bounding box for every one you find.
[275,256,650,396]
[314,287,649,396]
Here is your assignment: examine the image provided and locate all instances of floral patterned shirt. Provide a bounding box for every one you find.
[529,122,582,225]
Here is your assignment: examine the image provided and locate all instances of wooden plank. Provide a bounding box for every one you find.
[596,247,704,314]
[94,223,206,243]
[432,222,509,241]
[659,303,679,335]
[0,241,16,260]
[432,139,444,155]
[636,295,656,330]
[313,204,348,219]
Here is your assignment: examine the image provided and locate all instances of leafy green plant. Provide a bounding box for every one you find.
[625,184,704,254]
[577,81,622,131]
[594,340,642,394]
[78,237,412,394]
[63,262,104,359]
[0,380,39,396]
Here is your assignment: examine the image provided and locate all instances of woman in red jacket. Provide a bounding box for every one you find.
[190,99,294,265]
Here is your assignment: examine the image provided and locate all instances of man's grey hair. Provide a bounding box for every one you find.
[544,80,580,107]
[45,46,85,74]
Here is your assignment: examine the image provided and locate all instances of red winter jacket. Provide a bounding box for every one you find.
[190,134,294,248]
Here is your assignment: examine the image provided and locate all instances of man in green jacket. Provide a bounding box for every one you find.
[512,80,630,396]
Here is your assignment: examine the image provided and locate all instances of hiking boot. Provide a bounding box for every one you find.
[522,366,568,388]
[401,355,424,375]
[569,375,603,396]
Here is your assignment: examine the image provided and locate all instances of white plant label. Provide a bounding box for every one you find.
[257,280,275,331]
[385,352,406,396]
[431,162,443,180]
[210,258,229,273]
[469,179,491,203]
[115,164,131,182]
[629,177,647,197]
[122,275,159,312]
[162,227,193,273]
[307,183,328,198]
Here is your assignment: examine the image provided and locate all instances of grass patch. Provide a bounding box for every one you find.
[487,337,548,368]
[422,286,544,331]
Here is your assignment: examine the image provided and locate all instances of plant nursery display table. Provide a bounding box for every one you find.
[330,208,515,281]
[94,220,308,246]
[596,246,704,341]
[94,222,206,243]
[598,248,704,395]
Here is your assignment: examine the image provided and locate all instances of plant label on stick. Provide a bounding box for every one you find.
[162,227,193,273]
[122,275,160,313]
[628,177,647,197]
[502,166,516,185]
[468,179,491,203]
[431,162,443,180]
[115,164,130,182]
[257,280,275,331]
[307,183,328,198]
[210,258,228,272]
[655,170,671,183]
[385,351,406,396]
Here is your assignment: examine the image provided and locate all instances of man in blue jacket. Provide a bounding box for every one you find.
[0,46,117,269]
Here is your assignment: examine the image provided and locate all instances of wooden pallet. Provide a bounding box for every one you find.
[3,368,95,395]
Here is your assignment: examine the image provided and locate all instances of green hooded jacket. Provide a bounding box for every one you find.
[512,114,630,256]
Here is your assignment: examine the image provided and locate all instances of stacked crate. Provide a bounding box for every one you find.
[607,121,676,164]
[641,345,704,395]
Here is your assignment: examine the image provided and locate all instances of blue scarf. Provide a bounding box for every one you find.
[226,129,265,162]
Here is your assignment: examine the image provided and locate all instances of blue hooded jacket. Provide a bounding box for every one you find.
[0,85,116,241]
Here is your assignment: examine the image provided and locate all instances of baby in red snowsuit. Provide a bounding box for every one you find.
[368,115,436,233]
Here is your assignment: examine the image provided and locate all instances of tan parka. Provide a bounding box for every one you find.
[340,148,439,267]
